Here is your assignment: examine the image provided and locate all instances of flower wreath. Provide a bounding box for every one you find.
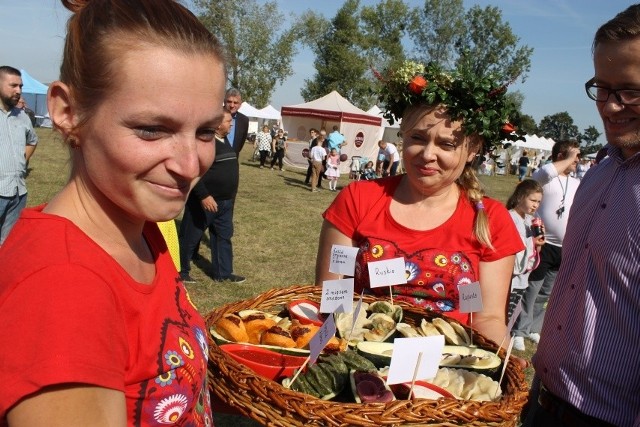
[375,61,524,152]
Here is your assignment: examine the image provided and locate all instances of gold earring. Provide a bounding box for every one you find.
[68,137,80,149]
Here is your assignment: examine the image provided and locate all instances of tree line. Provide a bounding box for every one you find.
[192,0,602,154]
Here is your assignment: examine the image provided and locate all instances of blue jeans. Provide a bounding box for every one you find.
[382,160,400,176]
[0,193,27,245]
[179,198,235,280]
[519,165,528,180]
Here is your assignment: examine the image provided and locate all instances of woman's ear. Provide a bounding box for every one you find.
[466,135,483,163]
[47,81,78,138]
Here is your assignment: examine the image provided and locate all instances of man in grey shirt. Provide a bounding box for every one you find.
[0,66,38,246]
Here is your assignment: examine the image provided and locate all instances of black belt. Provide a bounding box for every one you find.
[538,383,615,427]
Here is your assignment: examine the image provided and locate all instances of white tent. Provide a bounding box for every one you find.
[281,91,383,173]
[20,69,48,122]
[238,102,263,134]
[258,105,281,121]
[238,101,263,118]
[367,105,401,144]
[504,134,554,153]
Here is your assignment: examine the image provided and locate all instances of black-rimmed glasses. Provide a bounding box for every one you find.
[585,78,640,106]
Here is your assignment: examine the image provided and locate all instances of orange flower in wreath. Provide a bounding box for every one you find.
[501,122,516,133]
[408,75,427,94]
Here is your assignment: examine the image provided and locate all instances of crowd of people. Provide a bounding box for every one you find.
[1,1,639,426]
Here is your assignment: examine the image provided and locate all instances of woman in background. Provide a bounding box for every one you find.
[255,124,273,169]
[315,62,524,345]
[505,180,545,333]
[0,0,225,425]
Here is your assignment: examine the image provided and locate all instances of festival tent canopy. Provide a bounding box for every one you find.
[281,91,384,173]
[258,105,281,121]
[367,105,402,144]
[20,69,49,119]
[238,102,263,118]
[504,134,554,153]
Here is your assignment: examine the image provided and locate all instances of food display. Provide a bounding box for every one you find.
[209,298,505,404]
[205,286,529,427]
[210,307,347,353]
[430,368,502,402]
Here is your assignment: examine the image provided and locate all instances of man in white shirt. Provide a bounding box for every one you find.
[378,140,400,176]
[309,134,327,193]
[0,66,38,246]
[513,139,580,351]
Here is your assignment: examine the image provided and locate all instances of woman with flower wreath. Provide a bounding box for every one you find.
[315,62,525,345]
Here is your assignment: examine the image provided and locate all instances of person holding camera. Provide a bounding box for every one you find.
[512,140,580,351]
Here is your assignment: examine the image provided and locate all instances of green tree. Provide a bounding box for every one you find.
[538,112,580,141]
[193,0,299,107]
[455,5,533,82]
[299,0,375,108]
[360,0,410,71]
[409,0,464,68]
[518,114,538,135]
[581,125,602,154]
[409,2,533,83]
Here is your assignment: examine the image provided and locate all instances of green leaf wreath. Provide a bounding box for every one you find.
[375,61,525,152]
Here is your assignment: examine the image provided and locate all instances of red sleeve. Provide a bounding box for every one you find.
[322,180,364,238]
[482,197,525,261]
[0,264,128,417]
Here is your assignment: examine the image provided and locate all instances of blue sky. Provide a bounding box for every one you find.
[0,1,633,143]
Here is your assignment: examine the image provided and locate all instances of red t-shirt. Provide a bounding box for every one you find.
[323,175,523,324]
[0,207,212,426]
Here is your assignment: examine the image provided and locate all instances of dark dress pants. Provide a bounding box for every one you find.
[179,198,234,280]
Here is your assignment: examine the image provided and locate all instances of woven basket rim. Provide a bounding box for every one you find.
[206,284,529,427]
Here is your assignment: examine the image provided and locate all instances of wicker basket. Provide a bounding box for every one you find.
[205,285,529,426]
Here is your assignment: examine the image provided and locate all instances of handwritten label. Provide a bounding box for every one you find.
[320,279,354,314]
[367,257,407,288]
[308,313,336,365]
[386,336,445,385]
[329,245,359,275]
[457,281,483,313]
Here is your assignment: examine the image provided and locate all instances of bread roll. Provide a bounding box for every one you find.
[242,314,277,344]
[215,313,249,343]
[290,323,320,349]
[260,326,297,348]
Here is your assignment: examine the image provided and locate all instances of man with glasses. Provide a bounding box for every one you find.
[522,5,640,427]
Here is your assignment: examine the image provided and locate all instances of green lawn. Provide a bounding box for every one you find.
[26,128,535,425]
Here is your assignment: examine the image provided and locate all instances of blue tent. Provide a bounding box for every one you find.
[20,69,49,121]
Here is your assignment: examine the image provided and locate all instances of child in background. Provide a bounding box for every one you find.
[505,179,545,351]
[362,161,377,180]
[325,148,341,191]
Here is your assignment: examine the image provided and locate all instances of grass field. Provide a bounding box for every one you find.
[26,128,536,425]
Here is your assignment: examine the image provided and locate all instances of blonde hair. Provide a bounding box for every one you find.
[400,103,494,249]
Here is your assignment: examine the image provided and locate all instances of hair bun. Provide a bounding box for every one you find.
[61,0,90,13]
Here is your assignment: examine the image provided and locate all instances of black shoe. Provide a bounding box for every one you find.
[180,273,197,284]
[215,274,246,284]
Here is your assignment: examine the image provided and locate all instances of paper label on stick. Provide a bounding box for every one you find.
[320,279,354,314]
[367,257,407,288]
[507,299,523,335]
[350,291,364,335]
[457,281,483,313]
[308,313,336,365]
[329,244,359,275]
[386,335,445,385]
